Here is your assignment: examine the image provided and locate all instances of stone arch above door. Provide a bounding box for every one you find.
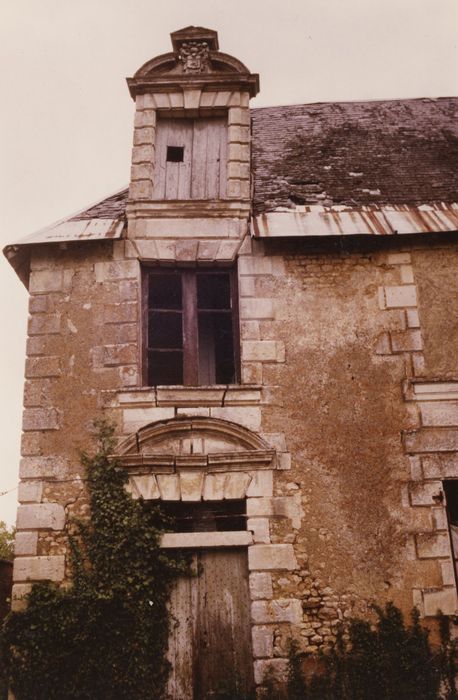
[115,416,276,503]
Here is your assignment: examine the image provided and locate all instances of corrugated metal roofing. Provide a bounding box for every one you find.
[252,203,458,238]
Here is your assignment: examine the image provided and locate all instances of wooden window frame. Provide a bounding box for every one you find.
[141,265,240,387]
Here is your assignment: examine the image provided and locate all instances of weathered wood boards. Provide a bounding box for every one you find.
[167,548,254,699]
[153,117,227,200]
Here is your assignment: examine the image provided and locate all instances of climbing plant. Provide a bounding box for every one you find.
[282,602,458,700]
[0,419,188,700]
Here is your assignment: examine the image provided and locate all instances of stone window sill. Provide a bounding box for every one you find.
[114,384,262,408]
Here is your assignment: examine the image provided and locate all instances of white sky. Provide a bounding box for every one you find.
[0,0,457,526]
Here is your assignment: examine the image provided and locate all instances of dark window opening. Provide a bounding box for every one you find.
[159,499,246,533]
[143,268,239,386]
[444,481,458,588]
[167,146,184,162]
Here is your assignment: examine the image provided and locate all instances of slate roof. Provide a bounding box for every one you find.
[251,97,458,215]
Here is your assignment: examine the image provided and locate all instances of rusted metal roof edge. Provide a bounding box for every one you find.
[3,220,125,289]
[251,203,458,238]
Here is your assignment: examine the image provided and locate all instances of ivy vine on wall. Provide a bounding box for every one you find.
[0,420,188,700]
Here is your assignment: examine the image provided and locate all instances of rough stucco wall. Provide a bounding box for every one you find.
[413,244,458,378]
[260,245,425,618]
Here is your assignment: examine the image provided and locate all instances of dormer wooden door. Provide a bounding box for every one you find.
[153,117,227,200]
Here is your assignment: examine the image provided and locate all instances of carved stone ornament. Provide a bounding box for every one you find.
[178,41,210,73]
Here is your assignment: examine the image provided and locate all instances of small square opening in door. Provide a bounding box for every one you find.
[167,146,184,162]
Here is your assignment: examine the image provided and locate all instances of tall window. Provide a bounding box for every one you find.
[142,267,239,386]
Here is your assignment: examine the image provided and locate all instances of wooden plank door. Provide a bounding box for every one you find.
[153,118,193,200]
[167,549,254,700]
[153,117,227,201]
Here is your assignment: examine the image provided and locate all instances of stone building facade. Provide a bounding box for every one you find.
[4,25,458,697]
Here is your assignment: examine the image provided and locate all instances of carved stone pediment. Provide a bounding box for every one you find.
[127,26,259,98]
[116,417,276,472]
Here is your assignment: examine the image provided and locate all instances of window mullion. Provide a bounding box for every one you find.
[182,271,199,385]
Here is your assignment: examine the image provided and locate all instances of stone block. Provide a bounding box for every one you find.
[242,341,283,363]
[405,428,458,454]
[14,531,38,556]
[28,313,61,336]
[416,532,450,559]
[423,454,458,479]
[252,626,273,658]
[25,356,61,378]
[126,475,160,500]
[95,261,138,283]
[227,161,250,180]
[155,240,177,261]
[246,471,273,498]
[239,277,255,298]
[203,473,227,500]
[441,561,455,587]
[183,88,202,110]
[13,555,65,583]
[134,109,156,128]
[29,294,51,314]
[129,180,153,199]
[254,659,288,686]
[386,252,411,265]
[420,402,458,427]
[18,481,43,503]
[407,309,420,327]
[17,504,65,531]
[215,240,239,262]
[423,588,457,616]
[391,329,423,352]
[432,507,448,531]
[241,363,263,384]
[131,163,153,181]
[29,270,63,293]
[249,572,273,600]
[11,583,32,611]
[400,265,415,284]
[224,472,251,499]
[409,481,443,506]
[131,145,154,163]
[103,344,137,367]
[133,127,155,145]
[251,598,302,624]
[196,240,220,262]
[157,474,181,501]
[175,239,199,262]
[247,498,274,517]
[240,298,274,320]
[119,365,139,387]
[169,91,184,109]
[210,406,261,431]
[277,453,292,471]
[384,285,417,308]
[103,302,137,324]
[22,408,60,431]
[228,107,251,126]
[122,406,174,432]
[248,544,297,571]
[227,143,250,163]
[26,336,48,356]
[374,332,392,355]
[228,124,250,144]
[19,457,66,479]
[180,472,204,501]
[247,518,270,543]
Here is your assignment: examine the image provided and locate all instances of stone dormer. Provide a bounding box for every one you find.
[126,26,259,235]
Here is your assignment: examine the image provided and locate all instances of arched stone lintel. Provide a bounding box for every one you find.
[117,415,273,457]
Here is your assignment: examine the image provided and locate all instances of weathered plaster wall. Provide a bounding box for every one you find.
[413,244,458,377]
